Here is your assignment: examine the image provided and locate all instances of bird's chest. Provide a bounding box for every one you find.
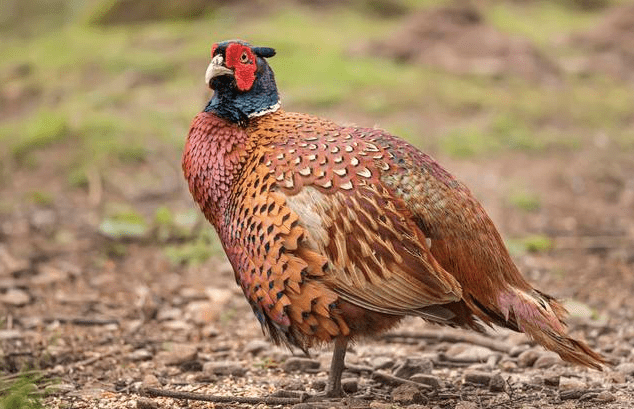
[182,113,251,231]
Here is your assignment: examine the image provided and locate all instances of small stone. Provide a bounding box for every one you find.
[136,398,159,409]
[1,288,30,306]
[533,351,560,369]
[202,324,219,338]
[371,356,395,370]
[530,375,544,386]
[49,365,65,376]
[157,344,197,366]
[156,307,182,321]
[32,265,69,285]
[129,349,152,362]
[558,377,586,391]
[205,287,233,306]
[544,375,560,387]
[0,246,30,274]
[616,362,634,376]
[162,320,192,331]
[0,330,22,340]
[185,301,217,324]
[410,374,441,389]
[454,401,478,409]
[613,346,632,358]
[391,384,426,404]
[608,371,626,384]
[142,374,160,388]
[282,357,320,373]
[517,349,540,367]
[180,360,203,372]
[311,378,326,391]
[370,403,393,409]
[509,345,529,357]
[31,209,56,230]
[203,361,247,376]
[393,358,433,378]
[594,391,616,402]
[244,339,270,355]
[499,359,517,370]
[463,370,492,386]
[489,373,506,392]
[342,378,358,393]
[447,344,494,362]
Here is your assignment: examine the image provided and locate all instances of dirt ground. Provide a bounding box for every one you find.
[369,4,561,83]
[2,130,634,409]
[2,2,634,409]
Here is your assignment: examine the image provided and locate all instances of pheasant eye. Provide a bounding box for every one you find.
[240,51,249,63]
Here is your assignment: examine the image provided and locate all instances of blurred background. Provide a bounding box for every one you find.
[1,0,633,405]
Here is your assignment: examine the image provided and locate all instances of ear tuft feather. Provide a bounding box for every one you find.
[253,47,276,58]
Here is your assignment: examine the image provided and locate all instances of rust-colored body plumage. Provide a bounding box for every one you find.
[183,40,603,397]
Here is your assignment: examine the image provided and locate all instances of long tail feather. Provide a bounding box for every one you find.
[498,288,604,370]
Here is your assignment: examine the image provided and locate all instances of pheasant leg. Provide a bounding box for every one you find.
[325,337,348,398]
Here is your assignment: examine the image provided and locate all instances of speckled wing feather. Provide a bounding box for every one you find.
[362,131,604,369]
[250,112,463,318]
[223,147,351,348]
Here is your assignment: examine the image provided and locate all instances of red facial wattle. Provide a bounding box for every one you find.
[225,43,257,91]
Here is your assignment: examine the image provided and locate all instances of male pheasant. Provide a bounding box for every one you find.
[182,40,603,397]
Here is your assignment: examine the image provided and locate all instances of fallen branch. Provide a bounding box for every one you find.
[382,329,512,354]
[43,317,119,326]
[344,364,374,373]
[141,387,305,405]
[371,371,432,390]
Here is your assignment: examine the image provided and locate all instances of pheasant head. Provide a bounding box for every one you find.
[204,40,279,125]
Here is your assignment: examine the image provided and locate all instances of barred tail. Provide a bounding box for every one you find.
[498,288,604,370]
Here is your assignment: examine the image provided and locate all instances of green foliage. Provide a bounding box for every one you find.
[0,374,45,409]
[507,234,553,255]
[487,1,602,46]
[154,206,173,226]
[154,207,200,241]
[522,234,554,253]
[0,110,70,163]
[27,190,54,207]
[67,167,89,188]
[508,189,541,212]
[0,0,631,199]
[164,228,220,266]
[439,127,500,158]
[99,204,148,239]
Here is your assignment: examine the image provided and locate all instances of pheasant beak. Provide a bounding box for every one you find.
[205,54,233,86]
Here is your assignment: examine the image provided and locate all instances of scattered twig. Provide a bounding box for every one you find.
[371,371,432,390]
[559,388,603,401]
[344,364,374,374]
[382,329,512,354]
[485,396,534,408]
[43,317,119,326]
[0,370,45,383]
[141,387,305,405]
[67,351,116,370]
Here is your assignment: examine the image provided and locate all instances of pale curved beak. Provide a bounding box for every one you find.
[205,54,233,86]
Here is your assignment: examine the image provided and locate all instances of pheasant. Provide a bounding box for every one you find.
[182,40,604,397]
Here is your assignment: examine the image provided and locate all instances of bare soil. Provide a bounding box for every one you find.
[1,3,634,409]
[568,4,634,81]
[0,129,632,409]
[367,4,561,83]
